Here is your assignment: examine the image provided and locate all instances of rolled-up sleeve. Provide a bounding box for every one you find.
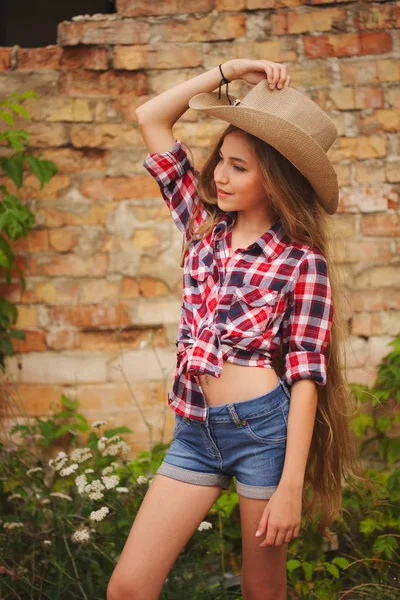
[142,139,207,241]
[282,250,334,387]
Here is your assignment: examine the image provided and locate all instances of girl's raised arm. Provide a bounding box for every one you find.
[135,61,235,155]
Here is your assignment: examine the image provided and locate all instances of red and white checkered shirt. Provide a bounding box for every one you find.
[143,139,334,421]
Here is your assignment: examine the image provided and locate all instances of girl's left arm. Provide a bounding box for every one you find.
[278,378,318,491]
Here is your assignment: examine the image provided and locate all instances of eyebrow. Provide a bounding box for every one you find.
[218,149,248,164]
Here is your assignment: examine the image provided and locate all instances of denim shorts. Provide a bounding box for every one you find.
[156,377,291,499]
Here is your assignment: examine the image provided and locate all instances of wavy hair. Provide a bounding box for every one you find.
[179,123,372,542]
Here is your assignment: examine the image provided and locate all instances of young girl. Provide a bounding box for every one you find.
[107,59,363,600]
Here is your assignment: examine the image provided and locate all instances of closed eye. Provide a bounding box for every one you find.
[217,155,245,172]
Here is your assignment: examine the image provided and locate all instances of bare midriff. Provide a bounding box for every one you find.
[198,362,279,406]
[197,231,280,405]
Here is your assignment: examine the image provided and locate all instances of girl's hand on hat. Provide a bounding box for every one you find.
[226,59,291,90]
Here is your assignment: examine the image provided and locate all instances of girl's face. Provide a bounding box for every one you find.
[213,132,270,215]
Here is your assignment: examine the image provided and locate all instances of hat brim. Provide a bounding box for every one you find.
[189,92,338,215]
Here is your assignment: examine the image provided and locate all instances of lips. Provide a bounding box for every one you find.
[217,187,232,196]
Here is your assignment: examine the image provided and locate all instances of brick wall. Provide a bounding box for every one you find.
[0,0,399,454]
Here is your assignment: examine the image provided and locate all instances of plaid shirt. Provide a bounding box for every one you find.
[143,139,334,421]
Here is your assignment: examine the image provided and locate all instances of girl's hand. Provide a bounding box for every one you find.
[225,59,291,90]
[255,487,302,546]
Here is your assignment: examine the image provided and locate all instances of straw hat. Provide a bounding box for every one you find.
[188,79,339,215]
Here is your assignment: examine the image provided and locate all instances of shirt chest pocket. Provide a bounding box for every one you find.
[226,285,279,334]
[183,252,214,306]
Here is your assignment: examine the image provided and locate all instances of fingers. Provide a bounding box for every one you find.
[262,61,290,90]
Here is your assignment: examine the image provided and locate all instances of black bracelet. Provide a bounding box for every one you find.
[218,63,233,105]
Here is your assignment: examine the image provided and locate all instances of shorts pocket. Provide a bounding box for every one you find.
[173,413,191,438]
[227,285,279,333]
[243,401,288,445]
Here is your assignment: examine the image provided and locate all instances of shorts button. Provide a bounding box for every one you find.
[241,419,247,426]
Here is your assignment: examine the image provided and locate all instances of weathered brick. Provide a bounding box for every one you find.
[21,279,79,305]
[341,59,400,85]
[48,304,130,328]
[0,48,11,70]
[36,204,113,228]
[246,0,306,8]
[354,86,384,109]
[49,228,80,252]
[58,19,150,46]
[117,0,215,16]
[353,265,400,289]
[80,176,158,200]
[46,329,77,351]
[0,175,71,201]
[386,161,400,183]
[355,160,385,183]
[17,46,62,70]
[1,383,64,416]
[352,312,400,336]
[11,230,49,252]
[304,33,361,59]
[338,185,392,213]
[360,31,392,55]
[25,123,69,148]
[24,97,92,122]
[121,278,140,298]
[216,0,245,9]
[113,44,203,70]
[156,14,246,42]
[19,352,108,384]
[12,331,48,353]
[330,214,356,238]
[328,136,386,162]
[80,279,120,304]
[80,327,166,351]
[285,7,346,34]
[361,213,400,236]
[386,86,400,108]
[0,283,21,303]
[359,109,400,134]
[0,72,59,96]
[30,254,108,277]
[38,148,110,173]
[75,381,166,412]
[15,306,39,329]
[334,238,392,263]
[133,231,161,250]
[59,71,147,97]
[70,124,142,149]
[347,288,400,312]
[203,39,297,67]
[356,3,400,30]
[60,47,108,70]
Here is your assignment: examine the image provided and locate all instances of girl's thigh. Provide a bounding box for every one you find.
[107,473,223,600]
[239,495,288,596]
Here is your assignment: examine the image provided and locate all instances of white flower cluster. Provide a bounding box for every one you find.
[102,475,120,490]
[76,474,106,500]
[137,476,148,485]
[60,463,79,477]
[26,467,44,476]
[116,487,129,493]
[50,492,73,501]
[3,522,24,530]
[101,462,119,476]
[71,528,91,543]
[97,436,130,457]
[44,540,52,546]
[49,451,69,471]
[91,420,107,428]
[70,447,93,464]
[198,521,213,532]
[8,494,23,501]
[89,506,110,522]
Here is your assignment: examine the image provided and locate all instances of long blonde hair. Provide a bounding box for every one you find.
[180,124,371,542]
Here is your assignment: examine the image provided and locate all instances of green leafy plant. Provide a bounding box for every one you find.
[0,337,399,599]
[0,91,58,370]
